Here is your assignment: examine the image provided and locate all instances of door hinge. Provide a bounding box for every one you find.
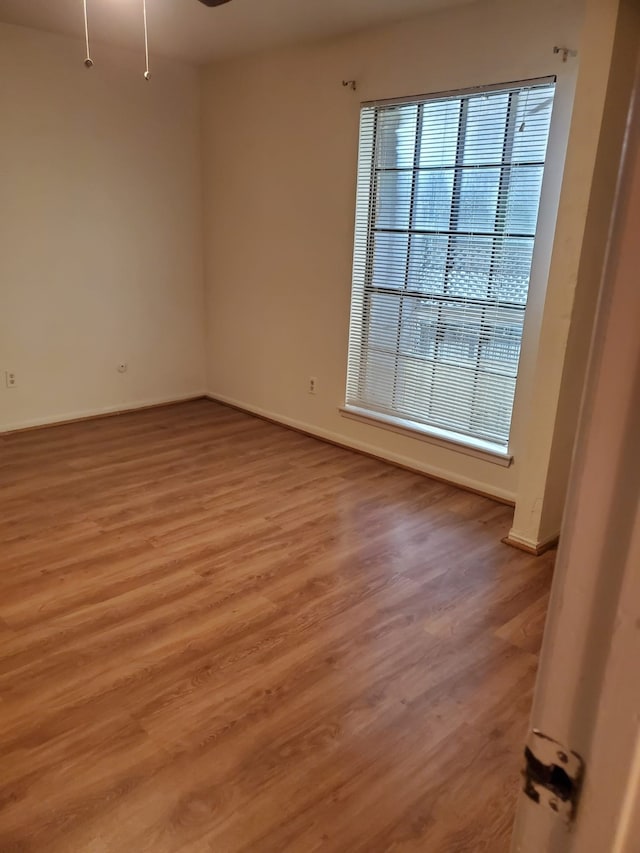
[522,729,584,823]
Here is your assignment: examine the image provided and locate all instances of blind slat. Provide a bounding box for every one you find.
[346,80,556,449]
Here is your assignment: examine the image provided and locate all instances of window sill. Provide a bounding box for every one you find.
[339,405,513,467]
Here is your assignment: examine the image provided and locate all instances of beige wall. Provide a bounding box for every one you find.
[0,24,205,431]
[0,0,626,544]
[509,0,635,548]
[534,0,640,544]
[201,0,584,506]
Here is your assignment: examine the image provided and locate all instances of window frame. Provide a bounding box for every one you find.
[342,76,556,465]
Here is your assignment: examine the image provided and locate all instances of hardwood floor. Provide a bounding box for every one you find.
[0,399,554,852]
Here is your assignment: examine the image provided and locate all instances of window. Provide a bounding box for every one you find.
[344,78,556,459]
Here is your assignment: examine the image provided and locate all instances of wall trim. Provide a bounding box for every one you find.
[0,393,207,435]
[205,392,516,506]
[502,530,560,556]
[2,390,519,509]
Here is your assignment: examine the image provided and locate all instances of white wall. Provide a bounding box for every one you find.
[0,1,625,545]
[200,0,584,505]
[0,24,206,431]
[509,0,631,550]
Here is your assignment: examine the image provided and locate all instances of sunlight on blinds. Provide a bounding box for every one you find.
[346,79,556,450]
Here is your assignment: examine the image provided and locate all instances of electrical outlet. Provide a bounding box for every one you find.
[117,363,128,374]
[5,371,16,389]
[308,376,317,395]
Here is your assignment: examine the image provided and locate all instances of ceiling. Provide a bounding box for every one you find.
[0,0,472,65]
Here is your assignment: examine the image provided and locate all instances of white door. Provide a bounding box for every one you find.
[511,57,640,853]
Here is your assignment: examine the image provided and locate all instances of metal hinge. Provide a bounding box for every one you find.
[522,729,585,823]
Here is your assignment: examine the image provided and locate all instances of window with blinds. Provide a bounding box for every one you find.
[345,78,556,455]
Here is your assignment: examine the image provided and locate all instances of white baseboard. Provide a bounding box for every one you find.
[504,528,560,555]
[205,391,516,505]
[0,391,206,434]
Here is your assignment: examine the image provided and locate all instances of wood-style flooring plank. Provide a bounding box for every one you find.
[0,399,554,852]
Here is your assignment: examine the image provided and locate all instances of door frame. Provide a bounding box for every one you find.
[511,52,640,853]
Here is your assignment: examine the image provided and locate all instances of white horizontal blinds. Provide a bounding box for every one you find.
[346,80,556,447]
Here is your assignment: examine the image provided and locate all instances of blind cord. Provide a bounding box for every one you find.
[519,88,530,133]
